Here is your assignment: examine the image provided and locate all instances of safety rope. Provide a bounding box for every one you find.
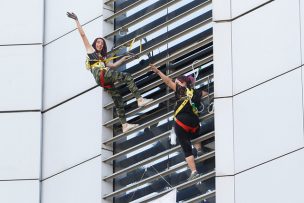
[190,60,214,114]
[129,165,174,202]
[207,75,214,114]
[151,165,173,188]
[129,168,148,202]
[191,60,201,80]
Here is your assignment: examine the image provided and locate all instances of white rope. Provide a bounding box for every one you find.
[208,102,214,114]
[129,167,148,202]
[199,100,205,113]
[191,60,201,79]
[129,164,174,202]
[119,27,128,36]
[207,75,214,114]
[151,165,174,189]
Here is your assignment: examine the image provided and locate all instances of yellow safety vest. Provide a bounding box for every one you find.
[174,88,199,119]
[85,57,108,70]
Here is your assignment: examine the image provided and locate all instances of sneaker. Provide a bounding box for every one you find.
[122,123,139,133]
[187,171,200,181]
[137,98,154,107]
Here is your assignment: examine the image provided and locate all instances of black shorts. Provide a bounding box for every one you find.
[174,119,200,158]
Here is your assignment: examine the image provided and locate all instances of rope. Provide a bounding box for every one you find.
[128,37,136,51]
[128,164,175,202]
[191,60,201,80]
[207,75,214,114]
[129,168,148,202]
[191,60,206,114]
[143,37,153,58]
[199,99,205,113]
[151,165,174,188]
[108,36,151,65]
[208,102,214,114]
[119,27,128,36]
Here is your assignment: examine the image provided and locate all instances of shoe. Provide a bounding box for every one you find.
[122,123,139,133]
[137,98,154,107]
[187,171,200,181]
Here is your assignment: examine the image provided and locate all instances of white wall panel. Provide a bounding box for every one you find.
[101,90,113,150]
[213,0,231,21]
[233,69,304,173]
[42,88,101,179]
[215,98,234,176]
[101,150,112,202]
[214,22,233,97]
[235,149,304,203]
[0,0,42,44]
[216,176,234,203]
[0,45,42,111]
[232,0,301,94]
[0,113,41,180]
[45,0,103,44]
[300,0,304,64]
[102,9,114,49]
[43,18,103,110]
[231,0,270,18]
[42,157,101,203]
[0,180,39,203]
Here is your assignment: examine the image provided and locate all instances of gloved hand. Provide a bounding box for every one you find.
[67,12,78,21]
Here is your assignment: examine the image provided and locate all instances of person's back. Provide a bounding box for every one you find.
[175,86,201,128]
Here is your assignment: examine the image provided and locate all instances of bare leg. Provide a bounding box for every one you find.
[185,155,197,172]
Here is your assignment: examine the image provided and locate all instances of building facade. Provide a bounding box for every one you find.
[102,0,214,202]
[10,0,304,202]
[214,0,304,202]
[0,0,214,202]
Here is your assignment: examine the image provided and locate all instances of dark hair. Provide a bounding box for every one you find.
[92,37,107,57]
[177,75,195,88]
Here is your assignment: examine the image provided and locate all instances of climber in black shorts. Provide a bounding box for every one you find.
[150,64,208,180]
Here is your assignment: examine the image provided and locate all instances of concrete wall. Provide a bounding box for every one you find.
[0,0,43,202]
[214,0,304,202]
[0,0,112,202]
[42,1,112,202]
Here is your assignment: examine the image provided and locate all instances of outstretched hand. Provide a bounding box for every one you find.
[122,52,137,61]
[122,55,132,61]
[149,64,159,74]
[67,12,78,21]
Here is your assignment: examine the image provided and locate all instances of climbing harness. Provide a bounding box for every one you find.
[99,70,112,89]
[85,56,112,88]
[171,88,200,137]
[174,88,199,119]
[175,118,199,133]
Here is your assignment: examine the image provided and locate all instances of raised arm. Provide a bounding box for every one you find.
[67,12,95,54]
[149,64,176,91]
